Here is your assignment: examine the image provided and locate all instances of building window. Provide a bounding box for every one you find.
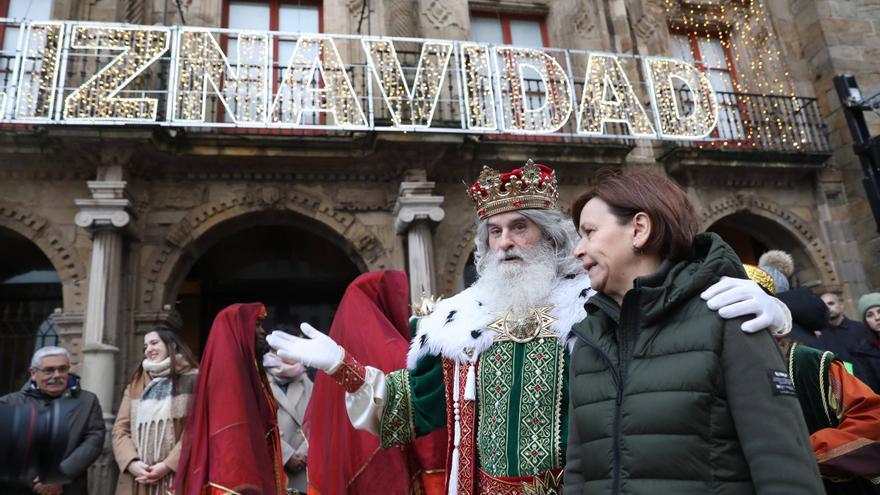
[224,0,320,61]
[469,13,548,48]
[469,13,561,141]
[1,0,53,73]
[221,0,321,124]
[670,31,746,142]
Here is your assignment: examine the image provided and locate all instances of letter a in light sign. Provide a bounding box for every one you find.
[495,47,572,133]
[644,57,718,139]
[577,54,655,138]
[271,36,367,127]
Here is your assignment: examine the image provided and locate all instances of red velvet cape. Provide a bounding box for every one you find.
[304,271,446,495]
[175,303,286,495]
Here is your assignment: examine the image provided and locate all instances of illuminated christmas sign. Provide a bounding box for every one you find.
[0,21,718,140]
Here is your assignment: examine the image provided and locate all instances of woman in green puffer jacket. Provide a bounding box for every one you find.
[564,170,823,495]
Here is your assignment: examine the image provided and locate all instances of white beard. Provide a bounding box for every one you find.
[474,242,558,319]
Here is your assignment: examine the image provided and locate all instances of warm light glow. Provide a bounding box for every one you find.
[494,47,572,133]
[362,39,453,128]
[664,0,804,149]
[577,53,655,138]
[645,57,718,139]
[63,26,170,121]
[15,22,64,120]
[172,28,268,123]
[460,43,497,130]
[271,36,367,127]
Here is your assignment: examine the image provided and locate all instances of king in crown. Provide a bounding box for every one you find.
[270,159,591,494]
[266,159,792,495]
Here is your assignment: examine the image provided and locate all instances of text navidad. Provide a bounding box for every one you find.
[1,22,719,140]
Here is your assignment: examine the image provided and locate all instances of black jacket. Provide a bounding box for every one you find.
[0,374,105,495]
[778,288,827,349]
[820,317,865,364]
[851,339,880,394]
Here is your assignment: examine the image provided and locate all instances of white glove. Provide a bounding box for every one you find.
[701,276,792,335]
[266,323,345,373]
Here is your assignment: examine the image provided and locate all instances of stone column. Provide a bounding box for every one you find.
[74,181,132,423]
[394,181,444,304]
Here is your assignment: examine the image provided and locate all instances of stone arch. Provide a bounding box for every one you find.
[699,192,839,288]
[0,202,86,311]
[439,221,477,296]
[139,186,393,310]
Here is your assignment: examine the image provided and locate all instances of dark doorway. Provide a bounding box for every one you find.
[708,212,822,287]
[0,228,62,395]
[175,224,362,355]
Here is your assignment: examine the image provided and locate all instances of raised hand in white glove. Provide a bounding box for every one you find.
[701,276,792,335]
[266,323,345,373]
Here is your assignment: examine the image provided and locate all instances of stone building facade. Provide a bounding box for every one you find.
[1,0,878,492]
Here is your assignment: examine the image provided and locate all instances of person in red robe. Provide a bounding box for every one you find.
[175,303,286,495]
[303,270,446,495]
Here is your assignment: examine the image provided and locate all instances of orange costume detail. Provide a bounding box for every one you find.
[811,360,880,482]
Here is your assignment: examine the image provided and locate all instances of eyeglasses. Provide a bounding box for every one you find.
[33,365,69,375]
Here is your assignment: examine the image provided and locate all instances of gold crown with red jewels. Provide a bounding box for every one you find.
[468,159,559,219]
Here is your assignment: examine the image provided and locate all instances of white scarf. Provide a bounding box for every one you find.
[131,356,195,495]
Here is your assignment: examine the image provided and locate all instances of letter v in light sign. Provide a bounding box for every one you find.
[361,39,453,129]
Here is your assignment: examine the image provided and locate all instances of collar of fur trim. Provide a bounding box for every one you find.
[406,272,593,369]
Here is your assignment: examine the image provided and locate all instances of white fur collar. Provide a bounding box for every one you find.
[406,272,593,369]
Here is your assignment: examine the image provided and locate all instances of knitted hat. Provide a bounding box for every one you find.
[758,250,794,294]
[858,292,880,320]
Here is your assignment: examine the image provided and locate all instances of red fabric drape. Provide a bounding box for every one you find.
[175,302,286,495]
[304,271,446,495]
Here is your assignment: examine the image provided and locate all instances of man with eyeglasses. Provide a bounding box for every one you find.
[0,346,105,495]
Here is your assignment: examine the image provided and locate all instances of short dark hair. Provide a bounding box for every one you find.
[571,170,700,260]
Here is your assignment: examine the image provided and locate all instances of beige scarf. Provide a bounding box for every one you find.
[131,356,196,495]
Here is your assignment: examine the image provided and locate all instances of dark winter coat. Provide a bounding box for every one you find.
[820,317,865,364]
[778,288,827,349]
[851,338,880,394]
[564,233,823,494]
[0,374,106,495]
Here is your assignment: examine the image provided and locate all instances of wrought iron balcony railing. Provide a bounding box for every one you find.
[663,89,831,156]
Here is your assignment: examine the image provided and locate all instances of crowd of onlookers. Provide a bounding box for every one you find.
[0,249,878,495]
[753,249,880,393]
[0,320,313,495]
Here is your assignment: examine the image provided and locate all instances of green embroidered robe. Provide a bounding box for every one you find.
[377,272,590,480]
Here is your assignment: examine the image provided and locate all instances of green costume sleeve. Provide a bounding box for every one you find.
[378,318,446,448]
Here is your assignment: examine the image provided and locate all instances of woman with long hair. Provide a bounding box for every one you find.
[564,170,824,494]
[112,326,199,495]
